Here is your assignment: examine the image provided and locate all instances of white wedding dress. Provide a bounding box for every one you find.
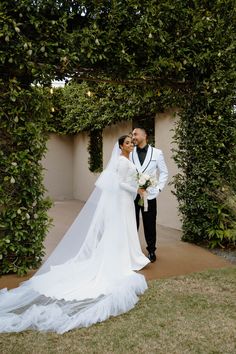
[0,145,150,334]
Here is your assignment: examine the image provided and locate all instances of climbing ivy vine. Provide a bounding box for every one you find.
[0,0,235,275]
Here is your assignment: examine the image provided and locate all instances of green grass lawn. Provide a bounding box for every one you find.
[0,267,236,354]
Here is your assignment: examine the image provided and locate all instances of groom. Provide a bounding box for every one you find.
[131,128,168,262]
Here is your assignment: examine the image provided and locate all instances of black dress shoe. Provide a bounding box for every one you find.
[148,252,156,263]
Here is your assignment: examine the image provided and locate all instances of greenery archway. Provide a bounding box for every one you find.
[0,0,235,274]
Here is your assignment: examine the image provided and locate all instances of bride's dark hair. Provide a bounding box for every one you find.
[118,134,130,149]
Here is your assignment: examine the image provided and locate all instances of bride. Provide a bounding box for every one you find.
[0,135,150,334]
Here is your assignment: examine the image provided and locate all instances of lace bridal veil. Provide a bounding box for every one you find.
[0,143,147,334]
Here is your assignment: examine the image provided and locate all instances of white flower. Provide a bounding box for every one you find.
[86,91,92,97]
[11,162,17,166]
[150,177,157,187]
[139,176,147,185]
[10,177,15,184]
[17,209,21,214]
[142,174,149,181]
[148,33,153,38]
[25,213,30,219]
[138,173,152,187]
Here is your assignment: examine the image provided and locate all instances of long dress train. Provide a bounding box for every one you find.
[0,147,150,333]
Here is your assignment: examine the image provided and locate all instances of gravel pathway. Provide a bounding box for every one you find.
[210,248,236,264]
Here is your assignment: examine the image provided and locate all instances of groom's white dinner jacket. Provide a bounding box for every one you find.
[130,145,168,200]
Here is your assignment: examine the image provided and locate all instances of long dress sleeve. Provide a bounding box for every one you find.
[117,157,138,195]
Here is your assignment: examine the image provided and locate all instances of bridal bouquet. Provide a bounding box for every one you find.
[137,173,157,211]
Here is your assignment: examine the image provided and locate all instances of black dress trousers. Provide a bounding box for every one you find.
[134,194,157,253]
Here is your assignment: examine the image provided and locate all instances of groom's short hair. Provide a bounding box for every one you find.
[134,127,148,137]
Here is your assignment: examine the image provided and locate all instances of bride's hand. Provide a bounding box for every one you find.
[138,188,145,197]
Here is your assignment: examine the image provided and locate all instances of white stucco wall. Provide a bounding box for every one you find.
[42,134,73,200]
[155,110,182,230]
[73,132,99,202]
